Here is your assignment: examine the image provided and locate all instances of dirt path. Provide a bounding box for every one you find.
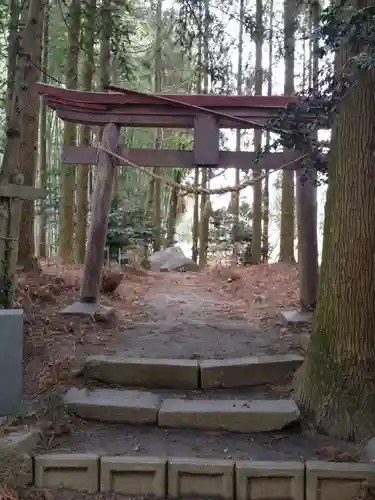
[109,273,295,359]
[17,267,362,473]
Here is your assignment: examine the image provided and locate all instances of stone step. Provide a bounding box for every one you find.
[81,355,199,389]
[64,388,160,424]
[64,388,300,433]
[80,354,303,390]
[158,398,300,433]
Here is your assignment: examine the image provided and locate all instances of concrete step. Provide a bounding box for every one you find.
[81,356,199,389]
[158,398,300,433]
[64,388,160,424]
[63,388,300,433]
[80,354,304,390]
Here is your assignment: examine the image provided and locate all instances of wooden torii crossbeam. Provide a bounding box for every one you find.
[37,83,318,321]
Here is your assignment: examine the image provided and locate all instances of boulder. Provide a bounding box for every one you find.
[149,246,198,272]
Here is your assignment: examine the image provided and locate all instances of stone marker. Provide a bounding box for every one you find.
[149,245,198,272]
[0,309,24,417]
[200,354,304,389]
[60,301,114,319]
[82,355,199,389]
[0,428,41,454]
[158,398,300,433]
[281,310,313,324]
[63,388,160,424]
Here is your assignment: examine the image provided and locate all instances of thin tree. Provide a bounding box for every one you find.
[152,0,163,252]
[17,0,45,268]
[38,2,50,258]
[198,0,211,268]
[251,0,263,264]
[233,0,244,262]
[262,0,273,263]
[279,0,296,262]
[75,0,96,263]
[59,0,81,263]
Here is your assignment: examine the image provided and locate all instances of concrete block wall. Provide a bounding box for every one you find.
[29,454,375,499]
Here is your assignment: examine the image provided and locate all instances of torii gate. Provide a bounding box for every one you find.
[37,83,318,322]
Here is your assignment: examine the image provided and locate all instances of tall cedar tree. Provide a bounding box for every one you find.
[296,0,375,440]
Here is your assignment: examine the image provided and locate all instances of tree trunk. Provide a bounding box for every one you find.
[75,0,96,263]
[198,167,209,267]
[252,0,263,265]
[296,44,375,441]
[38,3,50,259]
[59,0,81,263]
[279,0,295,262]
[233,0,244,262]
[192,167,200,262]
[296,0,319,310]
[191,2,203,263]
[153,0,163,252]
[17,0,45,269]
[80,123,120,302]
[166,170,182,246]
[198,0,210,267]
[262,0,273,263]
[6,0,20,125]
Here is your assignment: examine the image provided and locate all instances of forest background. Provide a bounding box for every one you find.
[1,0,325,269]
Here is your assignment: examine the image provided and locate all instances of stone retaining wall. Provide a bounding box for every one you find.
[27,454,375,500]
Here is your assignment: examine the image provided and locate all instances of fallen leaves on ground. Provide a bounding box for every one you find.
[203,262,301,326]
[314,443,361,462]
[9,260,156,422]
[100,266,123,294]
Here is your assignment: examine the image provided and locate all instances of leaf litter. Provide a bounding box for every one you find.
[0,260,367,498]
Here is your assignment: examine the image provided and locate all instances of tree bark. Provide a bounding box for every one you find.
[233,0,244,262]
[296,60,375,442]
[153,0,163,252]
[198,0,211,267]
[166,170,182,246]
[80,123,120,302]
[198,167,209,267]
[17,0,45,269]
[75,0,96,263]
[262,0,273,263]
[192,167,200,262]
[252,0,263,265]
[279,0,296,262]
[6,0,20,126]
[100,0,111,91]
[38,3,50,259]
[59,0,81,263]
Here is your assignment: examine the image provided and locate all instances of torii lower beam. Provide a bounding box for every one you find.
[62,146,299,171]
[61,122,120,317]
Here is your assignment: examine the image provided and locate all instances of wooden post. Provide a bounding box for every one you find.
[193,115,220,167]
[81,122,120,301]
[281,166,318,324]
[61,122,120,316]
[0,176,44,308]
[297,168,318,311]
[194,115,219,267]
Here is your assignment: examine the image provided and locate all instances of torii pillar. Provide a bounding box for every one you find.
[61,122,120,317]
[281,167,318,324]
